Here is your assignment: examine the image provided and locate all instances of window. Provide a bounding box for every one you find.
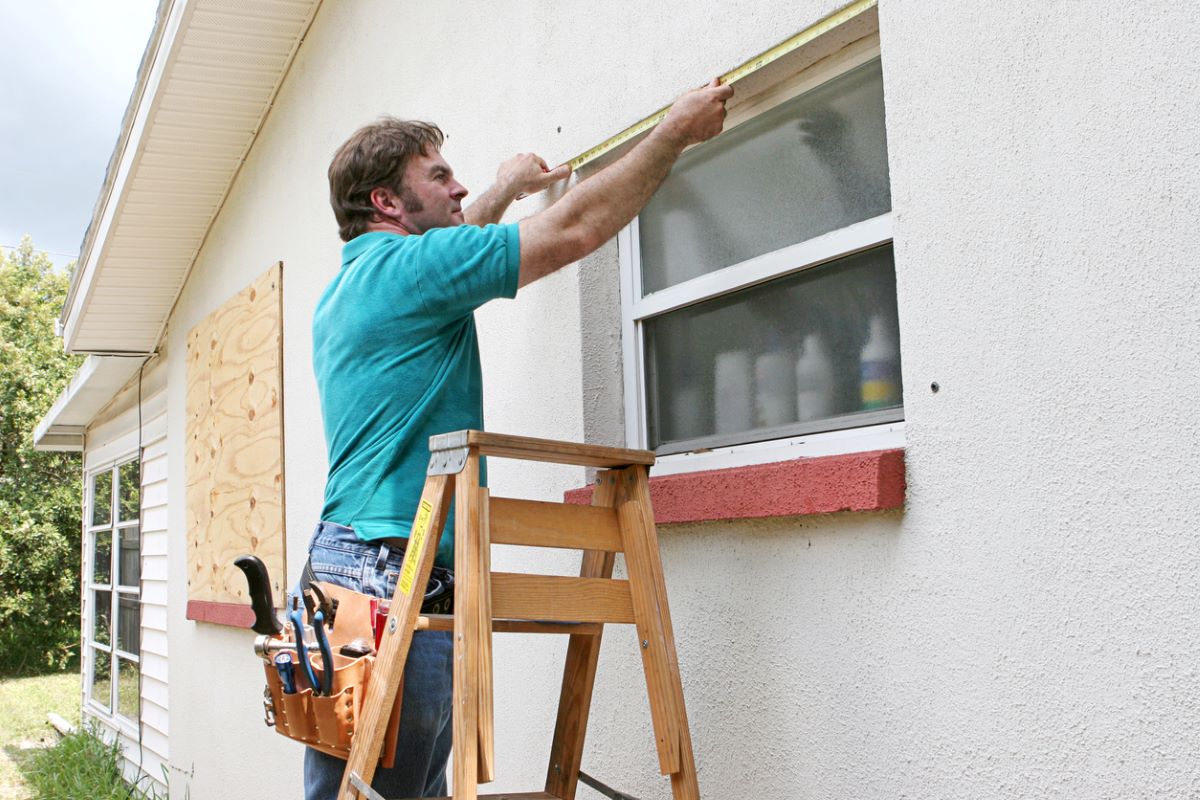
[86,458,141,723]
[620,44,901,466]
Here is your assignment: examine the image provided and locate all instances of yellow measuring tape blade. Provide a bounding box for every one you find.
[397,499,434,596]
[566,0,877,171]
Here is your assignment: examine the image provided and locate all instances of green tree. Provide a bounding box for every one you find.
[0,236,83,674]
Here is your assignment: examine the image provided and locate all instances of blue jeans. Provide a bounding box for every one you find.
[301,522,454,800]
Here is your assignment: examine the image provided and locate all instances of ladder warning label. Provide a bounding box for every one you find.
[399,499,433,595]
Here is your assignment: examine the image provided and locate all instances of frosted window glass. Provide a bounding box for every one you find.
[644,245,901,451]
[639,59,891,294]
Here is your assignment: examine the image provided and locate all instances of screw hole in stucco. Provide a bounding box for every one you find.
[931,381,940,393]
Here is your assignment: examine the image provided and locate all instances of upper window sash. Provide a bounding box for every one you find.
[635,44,888,296]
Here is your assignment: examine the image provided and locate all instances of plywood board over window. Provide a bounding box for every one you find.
[185,264,285,625]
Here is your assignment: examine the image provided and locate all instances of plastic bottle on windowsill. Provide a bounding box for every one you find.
[860,315,901,409]
[754,333,795,428]
[668,380,705,442]
[795,332,836,422]
[714,349,753,434]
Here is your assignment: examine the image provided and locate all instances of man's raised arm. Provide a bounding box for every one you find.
[517,78,733,288]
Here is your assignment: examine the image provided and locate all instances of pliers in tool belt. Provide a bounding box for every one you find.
[289,607,334,696]
[311,609,334,695]
[302,581,339,629]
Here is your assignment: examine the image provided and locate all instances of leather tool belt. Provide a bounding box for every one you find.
[257,544,454,765]
[261,582,401,766]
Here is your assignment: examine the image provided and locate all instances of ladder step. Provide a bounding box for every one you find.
[429,429,655,468]
[491,497,623,552]
[416,614,603,635]
[492,573,635,624]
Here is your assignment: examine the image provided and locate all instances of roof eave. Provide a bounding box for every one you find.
[33,356,148,452]
[59,0,176,354]
[58,0,323,355]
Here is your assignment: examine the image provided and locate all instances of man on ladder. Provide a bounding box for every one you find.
[305,78,733,799]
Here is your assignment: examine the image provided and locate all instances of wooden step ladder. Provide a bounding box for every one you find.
[338,430,699,800]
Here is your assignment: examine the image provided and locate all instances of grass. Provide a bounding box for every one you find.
[0,671,80,800]
[1,672,167,800]
[23,725,150,800]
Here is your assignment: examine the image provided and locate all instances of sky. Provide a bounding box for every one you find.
[1,0,160,268]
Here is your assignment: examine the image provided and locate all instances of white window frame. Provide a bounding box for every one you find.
[83,452,142,733]
[618,36,905,477]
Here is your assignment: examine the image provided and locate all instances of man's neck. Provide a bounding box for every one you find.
[364,219,414,236]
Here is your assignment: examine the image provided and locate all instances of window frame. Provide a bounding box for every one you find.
[618,36,904,475]
[83,453,142,731]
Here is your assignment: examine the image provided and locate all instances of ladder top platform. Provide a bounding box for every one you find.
[428,430,656,468]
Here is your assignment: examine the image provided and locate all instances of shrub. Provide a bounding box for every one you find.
[0,502,80,672]
[0,238,84,675]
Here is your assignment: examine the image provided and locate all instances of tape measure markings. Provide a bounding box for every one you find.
[397,499,434,596]
[566,0,877,171]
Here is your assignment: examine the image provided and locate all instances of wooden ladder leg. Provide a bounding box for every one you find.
[616,466,700,800]
[338,473,455,800]
[476,486,495,783]
[545,470,620,800]
[453,451,483,799]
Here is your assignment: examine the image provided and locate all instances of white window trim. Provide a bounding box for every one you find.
[619,36,903,474]
[83,451,142,736]
[630,212,893,320]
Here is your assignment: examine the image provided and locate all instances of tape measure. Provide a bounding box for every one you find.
[566,0,877,171]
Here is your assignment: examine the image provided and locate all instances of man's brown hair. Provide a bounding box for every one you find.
[328,117,445,242]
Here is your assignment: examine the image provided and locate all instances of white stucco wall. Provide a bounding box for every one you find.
[156,1,1199,798]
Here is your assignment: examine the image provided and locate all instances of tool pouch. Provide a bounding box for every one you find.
[261,583,404,768]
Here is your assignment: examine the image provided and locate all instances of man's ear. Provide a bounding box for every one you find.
[369,186,400,221]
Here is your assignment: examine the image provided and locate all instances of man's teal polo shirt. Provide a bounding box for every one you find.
[312,224,520,568]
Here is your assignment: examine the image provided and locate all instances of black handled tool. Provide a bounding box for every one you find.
[234,555,284,636]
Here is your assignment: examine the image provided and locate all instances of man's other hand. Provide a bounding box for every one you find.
[498,153,571,200]
[658,78,734,148]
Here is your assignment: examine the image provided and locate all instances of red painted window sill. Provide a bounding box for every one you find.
[564,448,905,524]
[187,600,255,627]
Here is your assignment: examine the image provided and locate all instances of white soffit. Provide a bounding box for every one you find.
[60,0,322,354]
[33,356,148,451]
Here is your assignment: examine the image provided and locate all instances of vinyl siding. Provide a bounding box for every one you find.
[80,360,169,794]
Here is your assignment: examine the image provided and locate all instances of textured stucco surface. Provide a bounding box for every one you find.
[154,1,1200,798]
[871,2,1200,797]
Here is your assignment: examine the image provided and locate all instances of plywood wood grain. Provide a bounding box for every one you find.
[185,264,285,609]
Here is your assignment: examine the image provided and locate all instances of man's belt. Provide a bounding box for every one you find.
[301,542,455,616]
[421,565,454,615]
